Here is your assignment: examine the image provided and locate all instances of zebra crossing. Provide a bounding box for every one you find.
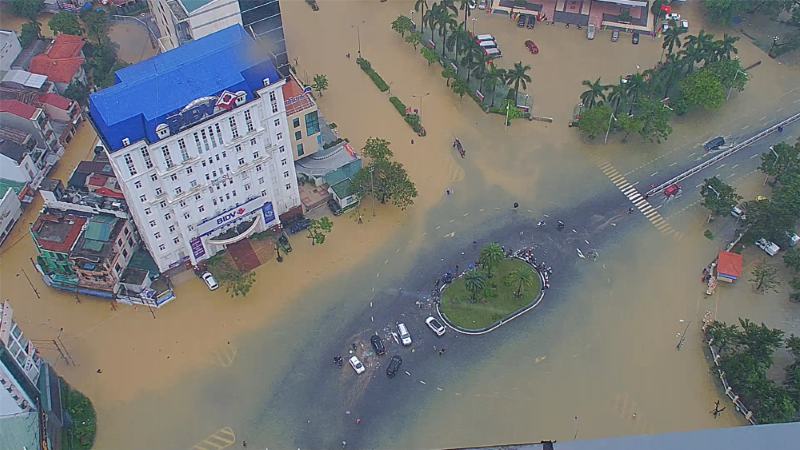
[191,427,235,450]
[444,156,465,182]
[595,159,685,242]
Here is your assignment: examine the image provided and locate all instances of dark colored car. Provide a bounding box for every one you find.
[527,15,535,29]
[386,355,403,378]
[370,335,386,355]
[517,15,526,28]
[704,136,725,151]
[327,198,342,216]
[288,218,311,234]
[632,32,640,44]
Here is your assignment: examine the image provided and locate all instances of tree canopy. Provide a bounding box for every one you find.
[349,138,417,210]
[578,104,611,139]
[680,68,725,109]
[9,0,44,21]
[700,176,742,216]
[391,15,413,37]
[48,11,83,36]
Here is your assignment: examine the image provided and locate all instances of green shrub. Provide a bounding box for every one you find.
[404,113,422,132]
[323,137,349,150]
[61,379,97,450]
[357,58,389,92]
[704,230,714,240]
[357,58,371,71]
[389,96,407,115]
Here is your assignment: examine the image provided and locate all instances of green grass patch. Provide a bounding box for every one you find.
[389,96,407,115]
[705,230,714,240]
[441,258,541,330]
[61,379,97,450]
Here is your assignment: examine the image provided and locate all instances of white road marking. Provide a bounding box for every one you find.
[795,98,800,103]
[437,388,443,391]
[717,164,726,169]
[631,181,640,186]
[751,154,759,159]
[436,226,441,229]
[654,205,663,210]
[742,125,750,130]
[651,172,659,177]
[732,164,739,169]
[688,152,696,157]
[420,380,426,385]
[760,116,768,121]
[696,182,703,188]
[384,260,389,265]
[479,209,485,212]
[376,273,380,277]
[669,162,677,167]
[777,108,783,112]
[449,220,455,223]
[463,213,469,217]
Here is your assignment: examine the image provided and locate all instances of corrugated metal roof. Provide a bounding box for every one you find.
[84,216,118,241]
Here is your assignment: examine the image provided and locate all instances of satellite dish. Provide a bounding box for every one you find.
[303,86,312,94]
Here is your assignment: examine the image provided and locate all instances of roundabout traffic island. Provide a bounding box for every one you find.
[439,258,544,334]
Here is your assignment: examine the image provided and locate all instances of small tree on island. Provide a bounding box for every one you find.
[464,268,487,303]
[479,242,504,278]
[750,258,781,293]
[451,77,468,99]
[700,176,742,217]
[420,46,438,66]
[207,258,256,298]
[507,266,535,297]
[307,217,333,245]
[578,104,611,139]
[405,31,422,50]
[391,15,413,37]
[311,74,329,97]
[441,66,456,87]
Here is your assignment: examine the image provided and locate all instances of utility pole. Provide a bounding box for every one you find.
[352,21,366,60]
[369,165,376,217]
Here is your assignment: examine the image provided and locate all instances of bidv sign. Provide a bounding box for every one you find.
[159,90,248,135]
[217,207,246,226]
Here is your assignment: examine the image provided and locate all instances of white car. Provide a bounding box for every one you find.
[349,355,365,374]
[398,323,412,346]
[478,0,486,10]
[756,238,780,256]
[202,272,218,290]
[425,316,446,336]
[665,13,680,21]
[468,0,476,9]
[680,20,689,30]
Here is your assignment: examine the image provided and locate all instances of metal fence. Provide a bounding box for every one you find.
[110,14,161,53]
[702,321,758,425]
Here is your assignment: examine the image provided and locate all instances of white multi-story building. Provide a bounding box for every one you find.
[88,25,301,273]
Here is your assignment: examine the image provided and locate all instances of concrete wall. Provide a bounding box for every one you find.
[0,31,22,72]
[0,188,22,246]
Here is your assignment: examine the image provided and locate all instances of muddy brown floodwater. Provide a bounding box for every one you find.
[2,1,800,449]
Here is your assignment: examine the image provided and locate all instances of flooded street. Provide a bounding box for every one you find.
[1,1,800,449]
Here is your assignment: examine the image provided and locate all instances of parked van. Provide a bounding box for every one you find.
[587,23,595,40]
[479,40,497,49]
[397,323,412,346]
[731,205,745,219]
[484,48,502,58]
[787,232,800,247]
[704,136,725,151]
[476,34,494,42]
[756,238,780,256]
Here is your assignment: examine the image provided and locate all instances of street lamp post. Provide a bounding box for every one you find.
[769,36,779,55]
[412,93,430,122]
[504,103,510,132]
[726,69,747,101]
[352,21,366,60]
[764,146,779,185]
[471,17,477,34]
[369,165,376,217]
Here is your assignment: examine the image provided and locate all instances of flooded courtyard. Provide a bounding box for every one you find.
[1,1,800,449]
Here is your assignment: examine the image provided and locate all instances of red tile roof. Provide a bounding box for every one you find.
[29,35,85,83]
[0,99,37,119]
[282,76,315,116]
[86,174,108,187]
[38,93,72,110]
[32,213,87,254]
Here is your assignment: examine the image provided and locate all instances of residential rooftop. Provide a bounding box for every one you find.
[0,99,37,119]
[70,215,124,262]
[282,75,315,116]
[31,213,87,254]
[0,138,30,164]
[28,34,85,84]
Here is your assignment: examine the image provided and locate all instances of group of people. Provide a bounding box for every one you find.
[333,355,343,368]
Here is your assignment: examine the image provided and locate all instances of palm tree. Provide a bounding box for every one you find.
[460,39,484,82]
[472,54,489,92]
[715,33,740,60]
[458,0,473,31]
[440,0,459,15]
[482,63,506,107]
[661,21,686,61]
[423,4,438,41]
[678,41,705,73]
[606,81,628,116]
[695,29,716,54]
[661,52,687,98]
[479,242,504,277]
[505,61,532,104]
[414,0,429,35]
[435,7,458,58]
[464,268,487,303]
[624,72,646,115]
[580,77,606,109]
[446,27,472,59]
[507,266,534,297]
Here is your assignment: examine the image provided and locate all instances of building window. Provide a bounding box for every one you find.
[160,200,167,208]
[205,174,210,180]
[154,232,161,239]
[159,244,165,251]
[225,193,230,200]
[208,126,217,147]
[208,157,213,165]
[273,119,280,127]
[222,150,227,158]
[296,144,304,156]
[173,237,180,244]
[279,145,285,153]
[115,263,122,273]
[149,220,156,227]
[150,174,158,182]
[162,145,174,168]
[229,116,239,138]
[141,148,154,169]
[169,225,176,233]
[215,154,220,161]
[238,158,245,165]
[295,131,302,140]
[124,227,129,236]
[140,194,147,202]
[200,130,210,152]
[215,123,224,144]
[127,237,134,247]
[188,225,194,232]
[134,181,142,189]
[235,144,242,153]
[170,173,178,181]
[202,160,207,167]
[212,198,218,205]
[244,110,254,132]
[195,194,202,200]
[180,200,186,208]
[212,170,217,177]
[178,138,188,161]
[250,138,257,146]
[283,171,289,177]
[190,180,197,187]
[258,177,264,184]
[122,249,128,258]
[233,190,237,197]
[184,212,190,219]
[292,117,300,128]
[242,172,249,179]
[286,183,292,190]
[256,164,262,172]
[145,207,152,215]
[281,158,287,166]
[155,187,163,196]
[244,183,251,191]
[175,187,182,195]
[276,132,283,141]
[164,213,171,220]
[253,152,259,159]
[186,167,193,175]
[305,111,320,136]
[117,238,123,246]
[124,154,137,176]
[225,164,230,172]
[269,91,278,113]
[199,205,205,213]
[194,132,203,154]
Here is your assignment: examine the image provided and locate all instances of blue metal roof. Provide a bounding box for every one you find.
[88,25,279,152]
